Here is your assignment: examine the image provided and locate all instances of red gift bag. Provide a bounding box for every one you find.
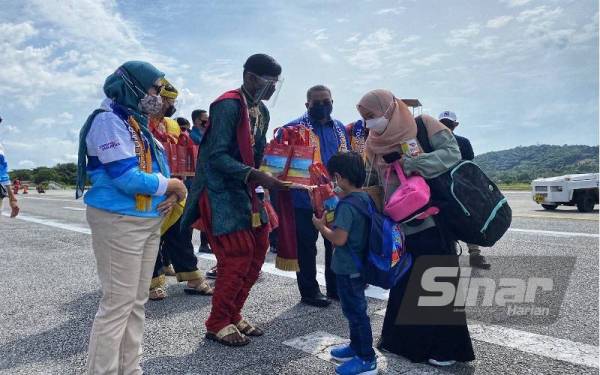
[260,141,293,178]
[162,141,178,174]
[310,184,338,222]
[285,145,315,185]
[309,163,331,186]
[191,145,199,172]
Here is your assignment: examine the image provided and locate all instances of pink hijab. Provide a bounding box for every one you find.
[358,89,446,161]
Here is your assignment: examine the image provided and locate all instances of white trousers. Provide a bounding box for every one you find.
[86,206,162,375]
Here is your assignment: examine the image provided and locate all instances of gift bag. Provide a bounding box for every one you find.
[310,184,339,225]
[162,141,178,175]
[260,141,293,178]
[191,145,199,172]
[309,163,331,186]
[285,145,315,185]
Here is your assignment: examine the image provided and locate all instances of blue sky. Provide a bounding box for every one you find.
[0,0,598,169]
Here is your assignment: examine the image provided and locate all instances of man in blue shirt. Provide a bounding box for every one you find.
[190,109,209,146]
[278,85,350,307]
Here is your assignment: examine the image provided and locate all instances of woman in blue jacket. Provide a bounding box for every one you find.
[76,61,187,375]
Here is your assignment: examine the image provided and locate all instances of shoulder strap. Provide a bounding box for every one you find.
[339,194,373,217]
[415,116,433,153]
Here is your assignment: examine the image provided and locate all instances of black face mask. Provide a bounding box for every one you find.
[308,102,333,121]
[164,105,176,117]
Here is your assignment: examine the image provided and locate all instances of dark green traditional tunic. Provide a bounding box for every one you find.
[181,88,269,236]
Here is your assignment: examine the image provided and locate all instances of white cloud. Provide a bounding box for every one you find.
[345,28,394,70]
[445,23,481,46]
[18,160,35,169]
[345,33,361,43]
[313,28,328,41]
[303,40,335,63]
[0,0,176,109]
[33,112,75,129]
[410,53,450,66]
[374,6,406,15]
[500,0,533,7]
[486,15,514,28]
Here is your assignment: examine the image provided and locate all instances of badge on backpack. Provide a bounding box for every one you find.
[401,138,421,157]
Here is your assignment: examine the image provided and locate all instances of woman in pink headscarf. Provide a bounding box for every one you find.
[357,89,474,367]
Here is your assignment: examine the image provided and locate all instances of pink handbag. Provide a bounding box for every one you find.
[384,161,439,223]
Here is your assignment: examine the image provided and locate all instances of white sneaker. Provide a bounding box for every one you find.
[428,358,456,367]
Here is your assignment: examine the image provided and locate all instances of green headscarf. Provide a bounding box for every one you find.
[76,61,167,199]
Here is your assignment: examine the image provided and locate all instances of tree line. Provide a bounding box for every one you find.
[9,163,77,186]
[8,144,599,187]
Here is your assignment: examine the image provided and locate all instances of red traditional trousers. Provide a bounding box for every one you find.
[194,191,269,333]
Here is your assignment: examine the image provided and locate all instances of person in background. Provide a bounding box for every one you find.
[277,85,350,306]
[313,151,377,375]
[359,89,474,367]
[181,53,288,347]
[190,109,212,256]
[76,61,187,374]
[438,110,490,270]
[148,84,214,300]
[0,116,20,218]
[190,109,209,145]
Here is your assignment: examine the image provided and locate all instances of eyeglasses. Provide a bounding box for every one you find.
[152,84,164,94]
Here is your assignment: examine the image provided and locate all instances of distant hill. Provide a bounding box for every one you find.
[474,145,599,184]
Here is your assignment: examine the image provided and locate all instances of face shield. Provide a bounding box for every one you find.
[248,72,284,107]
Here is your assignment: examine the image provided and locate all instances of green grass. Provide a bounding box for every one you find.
[497,183,531,191]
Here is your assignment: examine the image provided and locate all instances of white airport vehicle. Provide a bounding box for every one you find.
[531,173,599,212]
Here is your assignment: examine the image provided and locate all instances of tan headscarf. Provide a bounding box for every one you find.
[358,89,447,161]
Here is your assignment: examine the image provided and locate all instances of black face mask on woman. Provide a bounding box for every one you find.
[308,102,333,121]
[164,105,176,118]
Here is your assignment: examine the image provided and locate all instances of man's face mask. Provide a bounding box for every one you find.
[139,94,163,116]
[164,104,176,117]
[309,100,333,121]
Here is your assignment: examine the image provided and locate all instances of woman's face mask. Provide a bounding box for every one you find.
[139,94,163,116]
[365,116,389,134]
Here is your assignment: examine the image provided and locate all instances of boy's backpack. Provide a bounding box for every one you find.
[415,116,512,247]
[339,194,412,290]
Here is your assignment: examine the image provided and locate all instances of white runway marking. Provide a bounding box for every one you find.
[19,196,80,203]
[508,228,599,238]
[283,331,422,374]
[6,211,599,368]
[63,206,86,211]
[3,212,91,234]
[373,309,599,368]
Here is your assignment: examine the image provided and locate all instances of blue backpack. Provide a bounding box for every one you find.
[339,194,412,290]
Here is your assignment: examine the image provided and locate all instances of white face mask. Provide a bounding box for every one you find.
[365,116,389,134]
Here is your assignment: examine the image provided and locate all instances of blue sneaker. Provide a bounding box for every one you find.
[335,356,377,375]
[330,344,355,362]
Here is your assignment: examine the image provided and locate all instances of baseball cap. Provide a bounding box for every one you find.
[438,111,458,123]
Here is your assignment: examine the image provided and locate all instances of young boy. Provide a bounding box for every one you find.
[312,151,377,375]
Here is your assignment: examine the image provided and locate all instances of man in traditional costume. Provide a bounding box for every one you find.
[182,54,288,346]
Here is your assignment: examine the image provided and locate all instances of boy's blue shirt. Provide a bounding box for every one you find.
[331,191,371,275]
